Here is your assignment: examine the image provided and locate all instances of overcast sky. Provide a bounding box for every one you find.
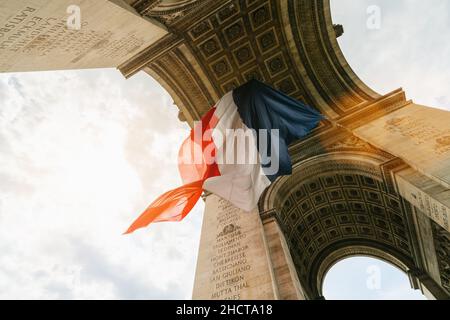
[1,0,449,299]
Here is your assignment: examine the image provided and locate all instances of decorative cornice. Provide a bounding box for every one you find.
[131,0,161,15]
[260,209,278,223]
[380,157,410,195]
[337,88,410,130]
[133,0,223,27]
[118,33,182,78]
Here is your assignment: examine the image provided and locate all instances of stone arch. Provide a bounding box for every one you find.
[119,0,450,300]
[121,0,381,125]
[260,151,420,299]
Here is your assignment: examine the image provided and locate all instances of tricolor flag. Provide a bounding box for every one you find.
[125,80,324,234]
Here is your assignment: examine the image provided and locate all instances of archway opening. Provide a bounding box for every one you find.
[322,257,426,300]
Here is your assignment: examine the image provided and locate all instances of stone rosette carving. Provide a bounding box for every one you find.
[384,117,408,131]
[132,0,207,25]
[435,135,450,155]
[328,135,372,150]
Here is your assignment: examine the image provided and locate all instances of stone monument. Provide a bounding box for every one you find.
[1,0,449,300]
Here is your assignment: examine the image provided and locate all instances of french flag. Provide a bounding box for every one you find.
[125,80,324,234]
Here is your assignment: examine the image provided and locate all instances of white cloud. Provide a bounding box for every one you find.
[0,69,203,299]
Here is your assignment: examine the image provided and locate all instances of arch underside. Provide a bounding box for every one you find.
[122,0,379,124]
[258,124,449,298]
[123,0,450,299]
[260,140,420,298]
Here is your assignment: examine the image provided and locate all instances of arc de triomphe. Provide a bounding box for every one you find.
[1,0,449,299]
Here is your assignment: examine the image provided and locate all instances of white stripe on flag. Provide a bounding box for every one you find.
[203,92,271,211]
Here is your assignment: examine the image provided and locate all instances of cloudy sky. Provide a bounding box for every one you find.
[1,0,449,300]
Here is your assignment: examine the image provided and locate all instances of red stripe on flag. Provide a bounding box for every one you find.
[125,107,220,234]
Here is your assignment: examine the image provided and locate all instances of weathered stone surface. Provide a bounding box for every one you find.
[354,103,450,189]
[396,168,450,232]
[261,215,306,300]
[192,195,275,300]
[3,0,450,300]
[0,0,167,72]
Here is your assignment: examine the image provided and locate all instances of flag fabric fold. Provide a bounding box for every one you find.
[124,108,220,234]
[126,79,324,234]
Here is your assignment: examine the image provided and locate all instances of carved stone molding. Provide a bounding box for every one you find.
[130,0,209,25]
[328,136,372,150]
[432,222,450,293]
[380,157,409,195]
[337,88,410,130]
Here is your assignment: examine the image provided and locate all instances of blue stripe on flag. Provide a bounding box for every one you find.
[232,79,324,181]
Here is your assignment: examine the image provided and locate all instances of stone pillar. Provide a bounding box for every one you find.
[260,212,306,300]
[192,194,277,300]
[394,169,450,299]
[351,102,450,232]
[395,168,450,232]
[192,195,306,300]
[410,206,443,287]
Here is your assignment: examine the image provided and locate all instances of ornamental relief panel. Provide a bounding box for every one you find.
[432,222,450,293]
[277,171,415,296]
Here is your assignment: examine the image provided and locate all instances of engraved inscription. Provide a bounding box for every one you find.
[397,174,450,231]
[0,2,167,71]
[384,116,450,155]
[193,195,274,300]
[209,199,252,300]
[0,7,144,69]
